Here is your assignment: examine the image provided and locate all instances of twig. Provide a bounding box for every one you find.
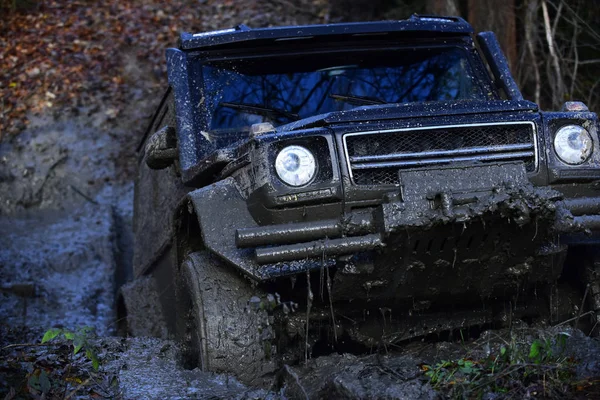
[558,0,600,44]
[80,369,113,398]
[575,284,590,328]
[25,155,68,207]
[589,318,599,336]
[64,377,91,400]
[486,330,511,347]
[2,386,16,400]
[376,353,406,380]
[587,78,600,106]
[62,352,73,399]
[70,185,98,205]
[283,365,309,400]
[465,364,523,395]
[553,310,595,327]
[576,59,600,65]
[1,342,58,351]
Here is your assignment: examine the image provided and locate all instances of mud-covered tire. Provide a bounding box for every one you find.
[176,251,275,384]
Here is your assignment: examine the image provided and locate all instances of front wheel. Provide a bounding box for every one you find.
[176,251,275,384]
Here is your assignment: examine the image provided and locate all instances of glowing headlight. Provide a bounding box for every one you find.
[275,145,316,186]
[554,125,593,165]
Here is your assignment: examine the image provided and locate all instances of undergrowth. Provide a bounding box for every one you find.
[42,326,100,371]
[0,326,113,399]
[421,331,594,398]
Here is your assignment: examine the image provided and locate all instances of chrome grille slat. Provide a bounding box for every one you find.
[343,122,538,186]
[352,151,535,169]
[349,143,534,163]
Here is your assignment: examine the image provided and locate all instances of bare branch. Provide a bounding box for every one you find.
[541,0,565,107]
[559,0,600,44]
[572,59,600,65]
[525,0,541,105]
[550,0,563,39]
[587,79,600,106]
[569,17,579,98]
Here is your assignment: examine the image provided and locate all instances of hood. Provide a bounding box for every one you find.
[278,100,539,132]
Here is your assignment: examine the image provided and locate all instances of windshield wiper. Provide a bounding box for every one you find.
[329,94,386,106]
[219,102,300,121]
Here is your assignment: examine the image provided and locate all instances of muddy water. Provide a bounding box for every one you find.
[0,115,129,334]
[2,115,600,399]
[0,115,280,398]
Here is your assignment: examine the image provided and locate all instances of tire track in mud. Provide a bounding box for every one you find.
[0,114,275,398]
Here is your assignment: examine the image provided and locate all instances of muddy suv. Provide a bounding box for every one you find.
[123,16,600,384]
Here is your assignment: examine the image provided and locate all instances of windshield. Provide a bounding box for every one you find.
[202,47,489,134]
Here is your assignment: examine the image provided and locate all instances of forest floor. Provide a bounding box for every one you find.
[2,1,600,399]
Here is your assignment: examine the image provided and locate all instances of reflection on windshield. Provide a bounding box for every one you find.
[202,47,488,133]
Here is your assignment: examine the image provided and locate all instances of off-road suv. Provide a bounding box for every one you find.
[122,16,600,384]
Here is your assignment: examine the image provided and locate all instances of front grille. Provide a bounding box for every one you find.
[344,122,537,185]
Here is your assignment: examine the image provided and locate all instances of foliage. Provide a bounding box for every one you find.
[0,326,115,399]
[0,0,197,138]
[421,332,579,398]
[0,0,330,141]
[41,326,100,371]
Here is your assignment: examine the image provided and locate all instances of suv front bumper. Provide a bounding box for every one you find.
[188,163,600,282]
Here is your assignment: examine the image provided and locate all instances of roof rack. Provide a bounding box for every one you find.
[179,16,473,51]
[409,14,462,23]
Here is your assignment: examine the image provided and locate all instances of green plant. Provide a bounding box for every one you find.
[423,358,482,388]
[41,326,100,371]
[422,332,576,398]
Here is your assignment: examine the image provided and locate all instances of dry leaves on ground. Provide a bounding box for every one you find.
[0,0,329,141]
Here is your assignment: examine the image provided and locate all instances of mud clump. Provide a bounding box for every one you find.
[100,337,275,399]
[279,354,437,399]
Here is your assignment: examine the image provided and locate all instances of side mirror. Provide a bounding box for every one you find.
[145,126,177,170]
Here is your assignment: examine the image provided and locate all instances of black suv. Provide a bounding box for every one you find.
[122,15,600,384]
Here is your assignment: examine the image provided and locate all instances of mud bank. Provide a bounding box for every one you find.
[0,204,116,335]
[0,114,135,397]
[0,113,279,399]
[0,115,131,335]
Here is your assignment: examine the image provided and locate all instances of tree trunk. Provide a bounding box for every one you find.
[524,0,541,105]
[468,0,518,74]
[426,0,459,16]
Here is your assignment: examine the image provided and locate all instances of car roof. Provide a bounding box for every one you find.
[179,15,473,51]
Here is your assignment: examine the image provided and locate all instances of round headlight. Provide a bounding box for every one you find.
[275,145,316,187]
[554,125,593,165]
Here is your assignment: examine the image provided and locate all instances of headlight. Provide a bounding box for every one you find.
[554,125,593,165]
[275,145,316,186]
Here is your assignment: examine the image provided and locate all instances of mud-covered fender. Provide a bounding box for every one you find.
[186,177,265,281]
